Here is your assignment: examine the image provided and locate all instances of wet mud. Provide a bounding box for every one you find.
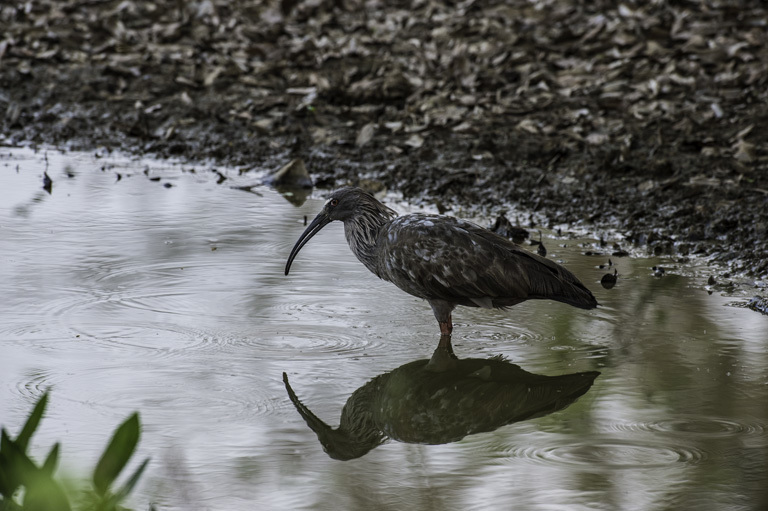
[2,0,767,277]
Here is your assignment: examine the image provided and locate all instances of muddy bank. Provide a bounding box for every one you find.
[1,0,767,277]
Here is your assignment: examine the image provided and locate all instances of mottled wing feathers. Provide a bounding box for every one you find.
[377,214,596,310]
[489,238,598,309]
[378,215,512,304]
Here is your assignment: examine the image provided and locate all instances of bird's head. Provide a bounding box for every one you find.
[282,372,383,460]
[285,187,393,275]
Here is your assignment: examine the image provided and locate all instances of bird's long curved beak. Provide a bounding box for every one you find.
[282,372,332,435]
[283,371,379,460]
[285,211,332,275]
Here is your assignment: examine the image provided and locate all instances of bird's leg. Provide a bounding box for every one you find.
[427,334,458,372]
[438,315,453,337]
[429,300,455,337]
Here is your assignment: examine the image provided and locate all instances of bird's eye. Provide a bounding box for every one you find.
[330,199,339,207]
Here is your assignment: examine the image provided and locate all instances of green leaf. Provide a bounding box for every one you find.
[113,457,150,502]
[0,430,16,497]
[92,413,140,496]
[16,392,49,452]
[0,429,38,498]
[41,443,60,476]
[23,470,71,511]
[92,457,151,511]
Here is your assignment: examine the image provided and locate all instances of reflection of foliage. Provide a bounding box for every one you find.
[0,392,149,511]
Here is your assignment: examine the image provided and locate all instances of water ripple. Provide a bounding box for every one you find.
[457,326,546,347]
[13,370,53,402]
[68,325,236,359]
[240,329,388,359]
[605,417,765,438]
[8,361,282,420]
[501,438,706,468]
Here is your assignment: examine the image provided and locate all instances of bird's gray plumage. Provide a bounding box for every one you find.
[285,187,597,335]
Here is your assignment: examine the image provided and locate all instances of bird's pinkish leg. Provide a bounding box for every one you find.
[439,315,452,337]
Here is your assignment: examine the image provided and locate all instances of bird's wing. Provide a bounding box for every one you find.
[379,215,595,309]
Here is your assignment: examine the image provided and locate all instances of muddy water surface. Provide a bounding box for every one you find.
[1,148,766,510]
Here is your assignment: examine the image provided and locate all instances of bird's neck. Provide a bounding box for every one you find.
[343,203,396,276]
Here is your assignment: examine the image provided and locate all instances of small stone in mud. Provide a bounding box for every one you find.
[42,172,53,194]
[707,275,717,286]
[164,182,173,188]
[264,158,312,189]
[612,249,629,257]
[601,269,618,289]
[652,266,665,277]
[747,296,768,315]
[489,214,529,244]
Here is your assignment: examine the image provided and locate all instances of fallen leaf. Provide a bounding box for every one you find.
[356,122,376,147]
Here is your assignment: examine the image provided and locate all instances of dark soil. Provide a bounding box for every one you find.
[2,0,767,277]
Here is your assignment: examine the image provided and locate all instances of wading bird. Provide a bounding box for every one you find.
[285,188,597,340]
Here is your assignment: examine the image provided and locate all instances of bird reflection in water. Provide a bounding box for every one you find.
[283,338,599,460]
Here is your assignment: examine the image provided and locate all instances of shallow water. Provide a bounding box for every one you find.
[1,147,766,510]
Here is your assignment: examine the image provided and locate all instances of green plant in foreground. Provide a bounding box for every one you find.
[0,392,149,511]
